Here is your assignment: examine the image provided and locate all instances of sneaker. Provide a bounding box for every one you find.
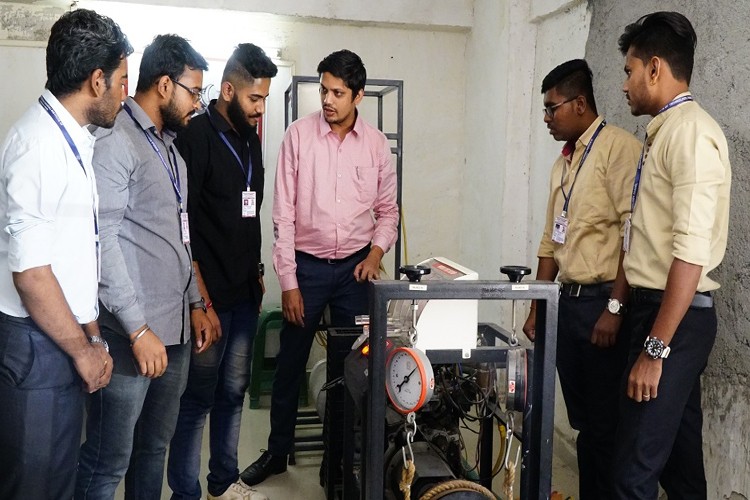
[207,479,269,500]
[240,450,288,486]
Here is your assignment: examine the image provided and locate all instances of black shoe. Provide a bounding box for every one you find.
[240,450,288,486]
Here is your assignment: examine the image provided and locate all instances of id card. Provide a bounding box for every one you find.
[552,214,569,244]
[241,190,256,218]
[623,216,631,252]
[180,211,191,244]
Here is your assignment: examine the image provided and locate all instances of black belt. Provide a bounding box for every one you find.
[630,288,713,309]
[296,244,370,265]
[559,282,613,298]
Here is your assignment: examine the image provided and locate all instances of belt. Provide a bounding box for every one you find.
[630,288,713,309]
[559,282,613,298]
[296,245,370,265]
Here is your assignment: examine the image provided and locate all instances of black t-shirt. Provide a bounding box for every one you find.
[176,101,263,309]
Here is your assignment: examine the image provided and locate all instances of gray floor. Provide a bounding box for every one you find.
[114,396,579,499]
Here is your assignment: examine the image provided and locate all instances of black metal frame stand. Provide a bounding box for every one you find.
[363,279,559,500]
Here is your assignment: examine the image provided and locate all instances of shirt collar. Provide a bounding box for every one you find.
[206,100,234,134]
[646,91,693,139]
[317,109,363,138]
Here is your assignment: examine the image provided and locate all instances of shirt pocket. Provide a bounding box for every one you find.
[354,164,378,204]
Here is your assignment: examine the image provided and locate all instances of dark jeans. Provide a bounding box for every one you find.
[75,329,191,500]
[612,303,716,500]
[0,312,84,500]
[168,300,260,499]
[556,295,630,500]
[267,248,369,456]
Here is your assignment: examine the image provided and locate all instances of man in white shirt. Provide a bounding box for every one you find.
[0,9,131,500]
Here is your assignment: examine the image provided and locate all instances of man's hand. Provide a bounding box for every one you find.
[590,310,623,348]
[131,328,168,378]
[258,276,266,313]
[627,352,662,403]
[522,309,537,342]
[72,343,113,393]
[205,307,222,343]
[282,288,304,326]
[191,309,216,354]
[354,247,385,283]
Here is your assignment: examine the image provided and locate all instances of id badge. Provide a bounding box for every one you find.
[552,214,569,244]
[180,211,191,244]
[241,189,256,218]
[623,216,631,252]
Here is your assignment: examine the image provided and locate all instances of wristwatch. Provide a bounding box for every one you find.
[89,335,109,353]
[190,298,207,313]
[607,298,625,316]
[643,336,670,359]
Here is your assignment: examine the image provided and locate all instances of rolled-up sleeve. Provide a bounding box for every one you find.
[670,122,726,266]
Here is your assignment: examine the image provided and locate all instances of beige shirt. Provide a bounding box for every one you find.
[623,93,731,292]
[538,116,640,284]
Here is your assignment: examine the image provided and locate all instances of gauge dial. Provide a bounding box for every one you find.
[385,347,435,414]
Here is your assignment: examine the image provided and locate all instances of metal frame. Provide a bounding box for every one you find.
[363,279,559,499]
[284,76,404,276]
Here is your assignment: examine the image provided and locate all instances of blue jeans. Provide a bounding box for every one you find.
[268,248,369,456]
[168,300,259,499]
[0,312,84,500]
[75,328,191,500]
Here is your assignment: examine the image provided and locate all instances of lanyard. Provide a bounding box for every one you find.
[560,120,607,215]
[630,95,694,211]
[123,104,184,209]
[205,107,253,188]
[38,96,100,253]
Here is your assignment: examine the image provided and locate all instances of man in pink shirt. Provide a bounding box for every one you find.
[241,49,399,486]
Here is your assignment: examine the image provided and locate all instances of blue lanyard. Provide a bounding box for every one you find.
[205,107,253,188]
[123,104,184,209]
[630,95,694,211]
[38,96,100,242]
[560,120,607,214]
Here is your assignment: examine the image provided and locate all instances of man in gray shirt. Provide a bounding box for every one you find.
[75,35,213,499]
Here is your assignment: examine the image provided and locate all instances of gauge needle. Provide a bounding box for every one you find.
[397,368,417,392]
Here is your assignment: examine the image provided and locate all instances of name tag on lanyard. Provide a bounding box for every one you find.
[181,211,191,244]
[552,213,569,244]
[241,189,257,218]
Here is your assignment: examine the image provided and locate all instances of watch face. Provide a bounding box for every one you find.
[644,337,663,358]
[607,299,621,314]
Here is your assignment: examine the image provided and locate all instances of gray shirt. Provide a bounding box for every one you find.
[93,97,200,345]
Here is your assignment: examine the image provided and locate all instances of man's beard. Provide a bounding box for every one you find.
[161,95,188,132]
[227,94,258,137]
[88,99,120,129]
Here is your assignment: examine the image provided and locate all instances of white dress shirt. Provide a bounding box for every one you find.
[0,90,99,323]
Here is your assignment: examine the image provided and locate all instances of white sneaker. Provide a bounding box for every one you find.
[207,479,269,500]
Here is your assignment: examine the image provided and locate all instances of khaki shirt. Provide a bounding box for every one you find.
[623,93,731,292]
[538,116,640,284]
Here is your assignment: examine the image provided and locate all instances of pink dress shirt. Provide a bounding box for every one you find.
[272,110,399,291]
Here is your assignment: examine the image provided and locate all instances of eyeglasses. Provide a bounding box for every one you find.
[171,78,203,104]
[543,97,576,119]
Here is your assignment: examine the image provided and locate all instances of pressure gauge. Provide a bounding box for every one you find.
[385,347,435,414]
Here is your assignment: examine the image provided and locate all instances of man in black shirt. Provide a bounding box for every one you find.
[167,43,278,500]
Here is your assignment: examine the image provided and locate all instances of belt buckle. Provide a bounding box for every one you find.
[326,258,335,264]
[569,283,582,297]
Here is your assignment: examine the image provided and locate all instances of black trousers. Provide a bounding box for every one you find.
[612,302,716,500]
[267,248,369,456]
[557,295,630,500]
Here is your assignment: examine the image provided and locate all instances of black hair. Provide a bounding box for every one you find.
[136,34,208,92]
[618,11,696,84]
[317,49,366,97]
[45,9,133,98]
[541,59,598,115]
[222,43,278,85]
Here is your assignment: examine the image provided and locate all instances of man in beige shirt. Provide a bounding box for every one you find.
[523,59,640,499]
[613,12,731,500]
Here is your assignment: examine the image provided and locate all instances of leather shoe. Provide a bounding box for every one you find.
[240,450,288,486]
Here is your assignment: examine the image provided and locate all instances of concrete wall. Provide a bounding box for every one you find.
[585,1,750,498]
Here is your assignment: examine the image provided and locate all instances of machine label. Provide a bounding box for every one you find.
[409,284,427,291]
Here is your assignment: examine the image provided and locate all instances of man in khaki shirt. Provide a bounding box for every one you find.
[523,59,640,499]
[613,12,731,500]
